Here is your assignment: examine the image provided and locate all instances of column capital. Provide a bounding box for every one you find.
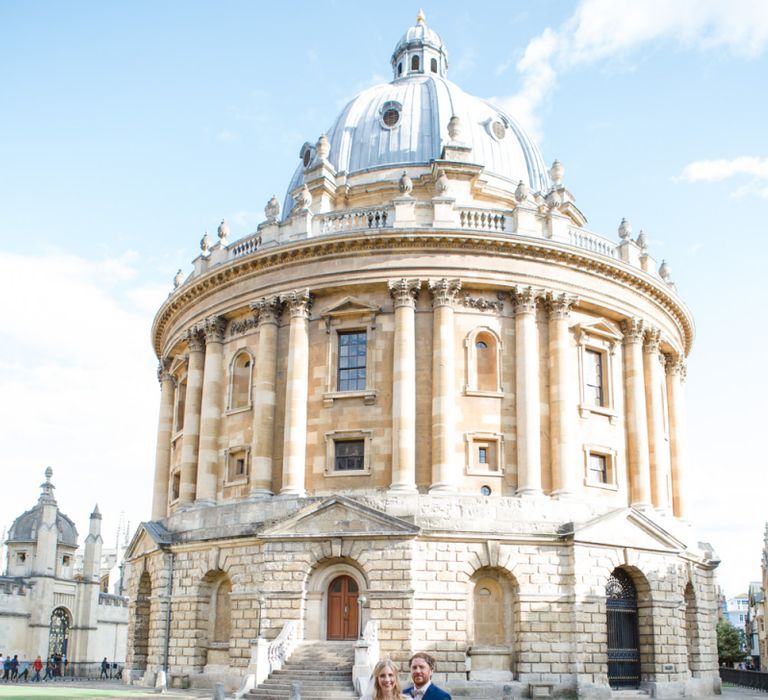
[512,286,543,314]
[620,317,645,345]
[251,296,284,325]
[280,288,312,319]
[643,326,661,354]
[388,278,421,308]
[545,291,578,319]
[664,353,687,380]
[428,278,461,307]
[156,358,175,385]
[200,315,227,343]
[183,327,205,352]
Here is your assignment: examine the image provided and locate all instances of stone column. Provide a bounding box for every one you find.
[644,328,671,514]
[249,297,283,497]
[428,278,461,492]
[621,318,652,509]
[514,287,542,496]
[388,279,420,492]
[547,292,578,497]
[280,289,312,497]
[665,354,689,520]
[196,316,227,505]
[179,328,205,506]
[151,361,175,520]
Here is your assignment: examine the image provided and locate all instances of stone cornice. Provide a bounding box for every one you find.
[153,231,695,357]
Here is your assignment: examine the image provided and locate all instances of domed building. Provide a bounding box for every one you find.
[125,13,719,698]
[1,468,128,668]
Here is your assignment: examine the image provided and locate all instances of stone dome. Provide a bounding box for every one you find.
[282,13,549,218]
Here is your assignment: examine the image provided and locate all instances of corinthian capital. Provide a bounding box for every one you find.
[280,288,313,319]
[643,327,661,354]
[157,358,175,385]
[620,318,645,345]
[200,315,227,343]
[428,278,461,307]
[388,278,421,308]
[251,296,283,325]
[183,327,205,352]
[664,353,687,380]
[511,286,542,314]
[545,291,578,320]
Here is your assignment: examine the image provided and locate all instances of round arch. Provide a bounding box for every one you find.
[305,559,368,641]
[48,606,72,661]
[464,326,503,394]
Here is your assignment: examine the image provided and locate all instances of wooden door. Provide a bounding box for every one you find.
[327,575,359,640]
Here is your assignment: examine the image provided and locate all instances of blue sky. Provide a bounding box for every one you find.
[1,1,766,596]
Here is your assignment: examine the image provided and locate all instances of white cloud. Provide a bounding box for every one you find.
[677,156,768,199]
[498,0,768,138]
[0,250,158,560]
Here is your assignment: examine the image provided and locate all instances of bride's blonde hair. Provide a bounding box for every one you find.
[371,658,403,700]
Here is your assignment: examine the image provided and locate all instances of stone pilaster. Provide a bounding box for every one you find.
[196,315,227,505]
[279,289,312,496]
[546,292,578,497]
[621,318,652,510]
[388,279,420,492]
[514,286,543,496]
[179,328,205,506]
[249,297,283,497]
[665,354,689,520]
[644,328,671,514]
[151,361,175,520]
[428,278,461,492]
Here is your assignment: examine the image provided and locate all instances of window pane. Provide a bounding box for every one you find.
[337,331,366,391]
[585,349,604,406]
[334,440,365,471]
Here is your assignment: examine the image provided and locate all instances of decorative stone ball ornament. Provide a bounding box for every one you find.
[447,115,462,141]
[514,180,528,203]
[316,134,330,161]
[217,219,230,244]
[200,230,212,255]
[618,217,632,240]
[435,168,449,195]
[265,195,280,223]
[294,184,313,211]
[549,159,564,188]
[636,230,648,252]
[173,269,184,289]
[399,171,413,195]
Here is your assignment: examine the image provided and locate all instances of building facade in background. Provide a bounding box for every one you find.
[125,13,720,698]
[1,469,128,668]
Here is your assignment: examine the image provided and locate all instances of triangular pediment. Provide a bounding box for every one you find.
[319,297,380,319]
[564,508,686,552]
[573,318,623,341]
[125,521,172,560]
[260,496,419,540]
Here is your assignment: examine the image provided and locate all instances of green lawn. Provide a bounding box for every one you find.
[0,687,160,699]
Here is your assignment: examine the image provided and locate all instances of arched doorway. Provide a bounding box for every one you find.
[606,569,640,688]
[327,575,358,640]
[133,571,152,671]
[48,607,71,659]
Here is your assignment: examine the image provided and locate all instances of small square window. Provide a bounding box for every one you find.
[588,453,608,483]
[466,433,503,476]
[17,552,26,563]
[62,555,71,566]
[478,447,488,464]
[227,448,249,483]
[334,440,365,471]
[583,446,617,489]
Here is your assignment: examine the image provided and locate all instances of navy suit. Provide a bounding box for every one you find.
[403,684,452,700]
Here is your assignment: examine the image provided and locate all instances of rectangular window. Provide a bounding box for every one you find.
[227,448,249,483]
[588,453,608,483]
[584,349,605,406]
[174,380,187,432]
[465,433,503,475]
[337,331,366,391]
[478,447,488,464]
[171,471,181,501]
[334,440,365,471]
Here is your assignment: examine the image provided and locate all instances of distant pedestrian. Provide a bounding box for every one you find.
[32,656,42,682]
[17,660,29,682]
[9,655,18,681]
[2,655,9,681]
[100,657,109,679]
[43,658,53,681]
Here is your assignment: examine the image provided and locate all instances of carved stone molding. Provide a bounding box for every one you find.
[461,293,504,313]
[228,317,259,337]
[256,296,283,325]
[428,278,462,307]
[511,286,542,314]
[388,278,421,308]
[620,318,645,345]
[664,353,687,380]
[183,328,205,353]
[545,291,578,319]
[157,358,175,385]
[643,326,661,354]
[200,315,227,343]
[280,288,313,319]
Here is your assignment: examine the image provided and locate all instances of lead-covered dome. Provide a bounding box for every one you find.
[283,12,549,218]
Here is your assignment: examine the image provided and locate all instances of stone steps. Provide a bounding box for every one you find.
[246,641,357,700]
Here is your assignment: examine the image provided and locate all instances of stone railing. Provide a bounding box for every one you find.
[353,620,380,694]
[99,592,128,607]
[230,232,261,260]
[320,207,389,234]
[568,227,617,258]
[267,620,300,673]
[458,207,509,232]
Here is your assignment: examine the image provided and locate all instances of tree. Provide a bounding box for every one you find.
[717,619,745,665]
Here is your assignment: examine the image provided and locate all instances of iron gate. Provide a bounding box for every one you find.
[606,569,640,688]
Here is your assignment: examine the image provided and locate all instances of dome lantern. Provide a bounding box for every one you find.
[390,10,449,80]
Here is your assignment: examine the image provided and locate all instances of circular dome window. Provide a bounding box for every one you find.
[480,485,492,496]
[491,120,506,140]
[299,142,314,168]
[380,101,403,129]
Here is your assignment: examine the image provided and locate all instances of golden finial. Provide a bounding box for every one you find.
[416,9,426,24]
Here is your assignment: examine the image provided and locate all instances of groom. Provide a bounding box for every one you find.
[403,652,451,699]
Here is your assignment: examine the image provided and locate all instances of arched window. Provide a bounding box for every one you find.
[473,578,504,644]
[229,351,252,410]
[431,57,438,73]
[411,54,420,71]
[465,328,502,395]
[48,607,71,659]
[212,578,232,642]
[398,62,403,76]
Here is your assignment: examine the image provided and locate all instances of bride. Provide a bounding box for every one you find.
[361,659,410,700]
